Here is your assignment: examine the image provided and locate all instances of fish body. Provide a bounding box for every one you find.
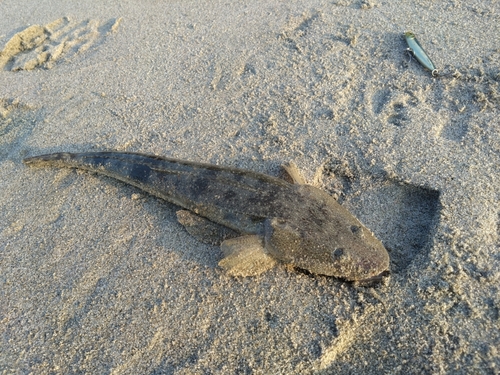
[23,152,389,282]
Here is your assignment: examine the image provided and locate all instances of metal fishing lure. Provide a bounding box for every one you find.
[404,32,438,76]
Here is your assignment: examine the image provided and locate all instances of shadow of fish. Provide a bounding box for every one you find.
[23,152,390,283]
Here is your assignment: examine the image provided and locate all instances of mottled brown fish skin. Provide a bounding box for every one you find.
[23,152,389,281]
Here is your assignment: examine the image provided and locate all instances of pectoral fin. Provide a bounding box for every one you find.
[219,235,276,277]
[177,210,239,245]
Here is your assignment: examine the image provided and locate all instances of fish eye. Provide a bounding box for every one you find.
[332,248,345,260]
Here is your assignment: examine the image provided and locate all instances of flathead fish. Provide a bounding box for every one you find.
[23,152,390,283]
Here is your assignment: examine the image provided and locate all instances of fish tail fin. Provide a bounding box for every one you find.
[23,152,78,167]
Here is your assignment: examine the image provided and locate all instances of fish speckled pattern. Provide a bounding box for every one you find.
[23,152,390,282]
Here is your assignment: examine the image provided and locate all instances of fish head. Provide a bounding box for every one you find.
[264,186,389,282]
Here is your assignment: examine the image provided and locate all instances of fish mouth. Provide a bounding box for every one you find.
[354,270,391,286]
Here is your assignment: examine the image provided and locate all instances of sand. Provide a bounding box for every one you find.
[0,0,499,373]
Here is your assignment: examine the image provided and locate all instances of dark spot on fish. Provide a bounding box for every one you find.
[299,201,329,227]
[223,211,238,223]
[224,189,237,200]
[128,163,151,182]
[249,214,265,223]
[193,176,209,195]
[247,193,269,206]
[350,225,361,234]
[202,168,219,178]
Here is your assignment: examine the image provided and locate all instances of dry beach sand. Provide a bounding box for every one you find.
[1,0,499,373]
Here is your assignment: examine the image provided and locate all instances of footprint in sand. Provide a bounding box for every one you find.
[0,16,122,71]
[0,98,42,162]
